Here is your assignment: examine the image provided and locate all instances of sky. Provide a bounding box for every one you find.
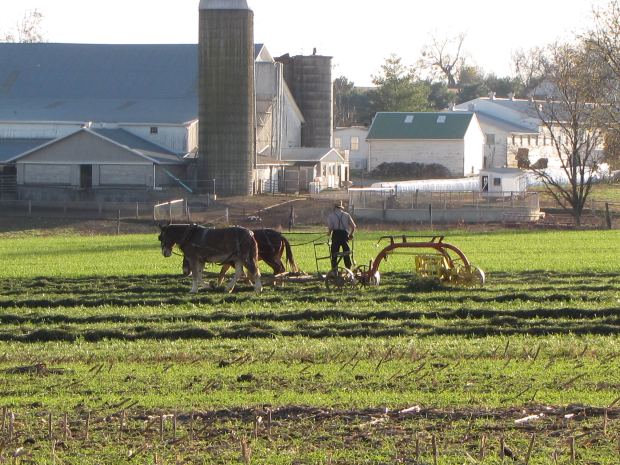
[0,0,611,86]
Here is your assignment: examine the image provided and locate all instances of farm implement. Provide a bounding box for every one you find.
[277,234,485,289]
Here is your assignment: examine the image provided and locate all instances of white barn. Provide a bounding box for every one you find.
[334,126,369,170]
[366,112,484,176]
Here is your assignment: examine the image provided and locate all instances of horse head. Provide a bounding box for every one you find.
[157,222,175,258]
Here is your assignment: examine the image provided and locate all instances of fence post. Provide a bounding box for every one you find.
[605,203,612,229]
[225,207,229,224]
[429,203,433,228]
[135,202,139,220]
[28,200,32,216]
[117,210,121,235]
[168,202,172,222]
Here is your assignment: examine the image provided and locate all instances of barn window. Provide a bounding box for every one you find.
[150,126,158,135]
[351,137,359,151]
[437,115,446,123]
[404,115,414,123]
[493,177,501,186]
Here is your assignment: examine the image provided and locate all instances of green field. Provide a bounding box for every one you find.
[0,229,618,464]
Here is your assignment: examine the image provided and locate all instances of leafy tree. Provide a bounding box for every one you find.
[427,81,453,110]
[369,55,430,113]
[1,9,45,43]
[527,43,607,225]
[333,76,355,127]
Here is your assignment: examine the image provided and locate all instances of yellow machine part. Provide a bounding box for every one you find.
[415,254,450,279]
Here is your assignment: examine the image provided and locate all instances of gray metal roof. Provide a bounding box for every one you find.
[0,42,271,124]
[474,112,538,135]
[280,147,343,162]
[0,138,52,163]
[200,0,250,9]
[90,128,186,164]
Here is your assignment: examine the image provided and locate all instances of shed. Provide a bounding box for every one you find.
[480,167,527,195]
[366,112,484,176]
[279,147,347,193]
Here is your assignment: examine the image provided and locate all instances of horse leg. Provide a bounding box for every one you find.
[189,258,201,293]
[245,260,262,293]
[225,261,244,293]
[218,263,231,286]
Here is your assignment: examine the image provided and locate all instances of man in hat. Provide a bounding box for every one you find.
[326,202,356,271]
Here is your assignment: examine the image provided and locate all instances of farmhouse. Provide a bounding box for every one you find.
[334,126,369,170]
[366,112,484,176]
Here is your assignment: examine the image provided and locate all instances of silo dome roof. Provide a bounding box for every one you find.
[199,0,250,9]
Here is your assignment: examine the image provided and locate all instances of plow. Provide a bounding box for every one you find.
[276,235,485,289]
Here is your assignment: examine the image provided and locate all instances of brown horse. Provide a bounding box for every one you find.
[159,223,261,293]
[182,228,298,284]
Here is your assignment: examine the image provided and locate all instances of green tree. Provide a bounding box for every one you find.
[370,55,430,113]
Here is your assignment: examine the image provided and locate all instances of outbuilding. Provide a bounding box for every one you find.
[366,112,484,176]
[479,167,527,196]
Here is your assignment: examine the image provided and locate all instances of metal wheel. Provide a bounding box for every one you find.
[353,265,381,287]
[454,265,485,288]
[325,267,356,289]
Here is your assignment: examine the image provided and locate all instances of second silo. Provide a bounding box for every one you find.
[198,0,255,196]
[278,53,333,148]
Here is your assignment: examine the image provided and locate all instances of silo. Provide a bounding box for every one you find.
[198,0,255,196]
[278,53,333,148]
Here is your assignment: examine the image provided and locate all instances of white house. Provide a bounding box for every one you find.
[453,94,604,170]
[366,112,484,176]
[334,126,369,170]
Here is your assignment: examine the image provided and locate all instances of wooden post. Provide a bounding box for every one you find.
[117,210,121,235]
[524,434,535,465]
[429,204,433,228]
[605,202,612,229]
[569,436,576,464]
[135,203,139,220]
[288,206,294,232]
[28,200,32,216]
[225,208,229,224]
[415,433,420,462]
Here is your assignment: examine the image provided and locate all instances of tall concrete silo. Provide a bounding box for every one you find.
[277,53,333,148]
[198,0,255,196]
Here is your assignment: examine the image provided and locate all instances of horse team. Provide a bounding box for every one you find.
[158,224,298,293]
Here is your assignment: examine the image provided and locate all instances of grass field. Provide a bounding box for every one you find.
[0,229,618,464]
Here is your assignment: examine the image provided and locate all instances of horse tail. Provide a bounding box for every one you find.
[282,236,299,273]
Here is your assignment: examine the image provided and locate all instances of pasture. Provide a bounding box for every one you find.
[0,229,618,464]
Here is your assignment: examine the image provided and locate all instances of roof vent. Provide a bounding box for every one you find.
[404,115,414,123]
[437,115,446,123]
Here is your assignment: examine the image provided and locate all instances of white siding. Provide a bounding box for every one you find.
[100,165,150,186]
[23,164,72,185]
[120,124,191,153]
[334,127,369,170]
[368,140,465,175]
[463,116,484,175]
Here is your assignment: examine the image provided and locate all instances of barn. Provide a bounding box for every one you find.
[366,112,484,176]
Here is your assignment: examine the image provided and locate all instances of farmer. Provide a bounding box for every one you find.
[326,202,356,271]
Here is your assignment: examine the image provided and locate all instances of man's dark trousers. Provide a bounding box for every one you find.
[331,230,352,270]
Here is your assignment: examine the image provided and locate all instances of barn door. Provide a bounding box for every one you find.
[80,165,93,189]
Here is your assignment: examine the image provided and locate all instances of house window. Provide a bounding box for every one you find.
[150,126,158,135]
[485,134,495,145]
[493,177,501,186]
[404,115,414,123]
[351,137,359,151]
[322,164,326,176]
[334,137,341,148]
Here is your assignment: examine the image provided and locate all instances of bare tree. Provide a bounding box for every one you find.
[528,43,606,225]
[2,9,45,43]
[419,32,467,88]
[511,46,547,96]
